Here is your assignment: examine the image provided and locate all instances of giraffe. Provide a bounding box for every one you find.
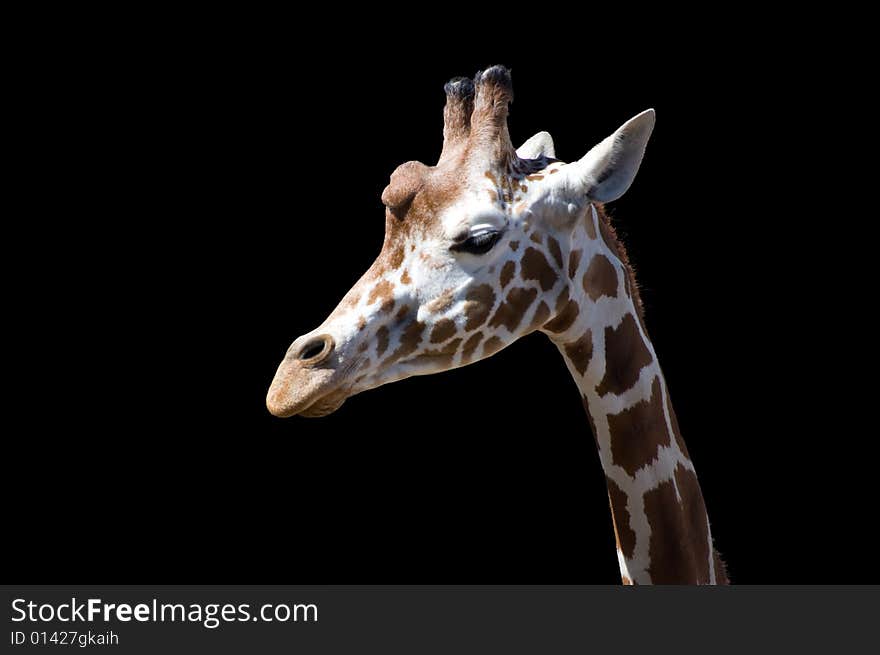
[267,66,728,585]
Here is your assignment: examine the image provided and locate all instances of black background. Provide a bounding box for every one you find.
[8,15,863,584]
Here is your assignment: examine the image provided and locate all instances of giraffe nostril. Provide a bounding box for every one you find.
[297,335,334,363]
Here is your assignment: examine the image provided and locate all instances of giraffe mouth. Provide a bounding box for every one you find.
[297,390,348,418]
[266,379,350,418]
[266,353,358,419]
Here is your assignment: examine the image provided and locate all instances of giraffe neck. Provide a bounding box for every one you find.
[544,205,726,585]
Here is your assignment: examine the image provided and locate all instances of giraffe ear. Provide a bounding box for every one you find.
[564,109,655,203]
[516,131,555,159]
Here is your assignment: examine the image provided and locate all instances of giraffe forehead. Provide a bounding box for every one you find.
[384,155,561,242]
[371,162,576,295]
[442,167,538,234]
[482,162,569,222]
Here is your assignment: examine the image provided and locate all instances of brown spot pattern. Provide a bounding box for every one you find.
[583,254,618,301]
[568,250,582,279]
[460,333,483,364]
[643,478,685,583]
[421,351,455,370]
[529,232,543,244]
[464,284,496,330]
[643,463,710,584]
[395,304,410,322]
[426,289,455,314]
[607,377,669,477]
[401,269,412,285]
[367,280,394,306]
[376,326,389,357]
[430,318,456,343]
[554,286,570,312]
[521,247,558,291]
[528,300,551,332]
[509,240,519,252]
[420,337,463,369]
[563,330,593,376]
[596,314,653,397]
[357,316,367,331]
[607,477,636,560]
[437,337,462,354]
[488,287,537,333]
[674,464,711,584]
[543,286,580,334]
[389,245,405,270]
[584,207,597,239]
[382,320,425,367]
[547,236,563,269]
[499,261,516,289]
[482,335,504,357]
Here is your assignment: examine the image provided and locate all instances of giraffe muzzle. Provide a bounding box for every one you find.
[266,333,351,418]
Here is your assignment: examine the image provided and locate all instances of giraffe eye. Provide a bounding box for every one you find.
[451,230,501,255]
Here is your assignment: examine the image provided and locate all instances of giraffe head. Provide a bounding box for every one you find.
[267,66,654,418]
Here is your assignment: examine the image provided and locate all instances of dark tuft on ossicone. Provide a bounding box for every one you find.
[475,65,513,100]
[444,76,475,98]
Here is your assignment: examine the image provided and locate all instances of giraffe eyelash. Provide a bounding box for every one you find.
[449,230,502,255]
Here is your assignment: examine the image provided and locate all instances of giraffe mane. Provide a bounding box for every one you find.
[594,203,646,324]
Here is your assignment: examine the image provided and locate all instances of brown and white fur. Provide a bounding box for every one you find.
[267,66,727,585]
